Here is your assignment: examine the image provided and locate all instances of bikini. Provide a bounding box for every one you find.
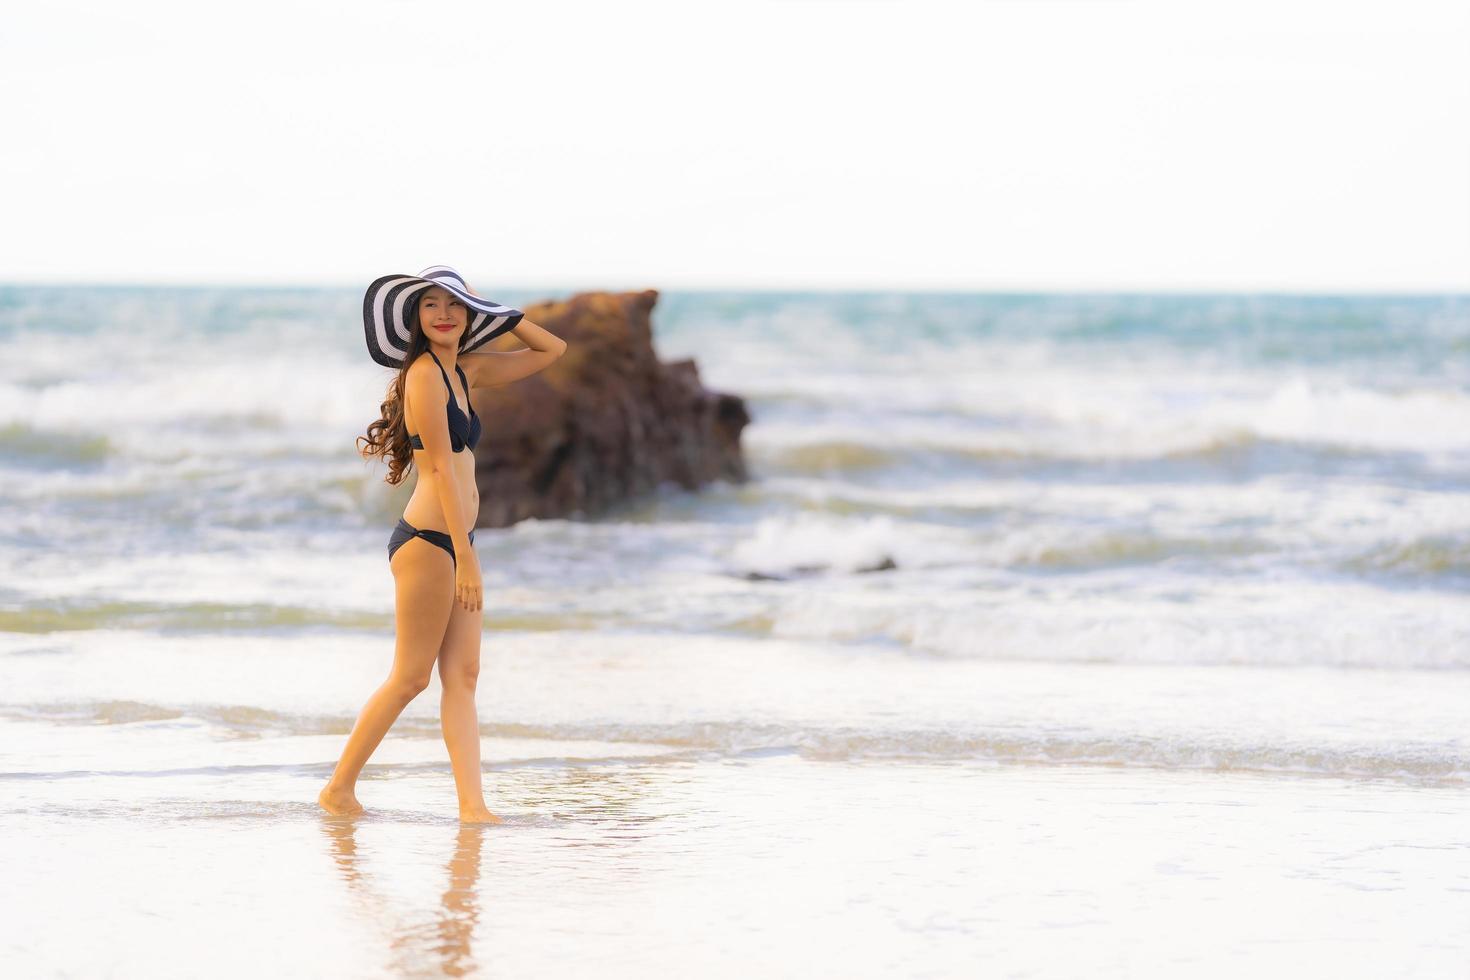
[387,349,483,568]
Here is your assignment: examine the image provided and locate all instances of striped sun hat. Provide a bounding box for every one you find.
[362,265,525,368]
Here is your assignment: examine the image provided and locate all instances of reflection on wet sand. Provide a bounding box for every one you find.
[313,762,673,974]
[319,819,487,978]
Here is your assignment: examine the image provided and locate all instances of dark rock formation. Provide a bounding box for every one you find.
[470,289,750,527]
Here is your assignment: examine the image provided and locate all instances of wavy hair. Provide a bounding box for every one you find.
[356,292,441,486]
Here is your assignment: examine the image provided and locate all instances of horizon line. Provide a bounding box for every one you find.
[1,276,1468,298]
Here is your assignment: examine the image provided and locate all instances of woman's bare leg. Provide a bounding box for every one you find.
[318,538,455,815]
[438,596,501,823]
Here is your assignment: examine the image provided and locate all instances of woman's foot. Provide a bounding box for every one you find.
[317,782,364,815]
[459,805,504,824]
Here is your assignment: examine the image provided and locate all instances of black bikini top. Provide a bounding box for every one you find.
[407,349,481,453]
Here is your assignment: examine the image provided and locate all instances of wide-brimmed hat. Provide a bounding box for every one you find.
[363,265,525,368]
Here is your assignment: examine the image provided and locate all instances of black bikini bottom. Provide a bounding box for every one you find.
[388,518,475,568]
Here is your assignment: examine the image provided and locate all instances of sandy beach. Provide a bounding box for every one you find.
[3,623,1469,977]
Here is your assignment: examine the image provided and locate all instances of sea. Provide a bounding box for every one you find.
[1,285,1467,978]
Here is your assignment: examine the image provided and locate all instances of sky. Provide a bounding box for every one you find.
[2,0,1467,293]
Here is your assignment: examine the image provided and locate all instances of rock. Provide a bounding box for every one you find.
[469,289,750,527]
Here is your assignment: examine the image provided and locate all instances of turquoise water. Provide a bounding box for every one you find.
[1,286,1468,977]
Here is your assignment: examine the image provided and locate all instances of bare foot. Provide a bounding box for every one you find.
[317,783,364,815]
[459,806,504,824]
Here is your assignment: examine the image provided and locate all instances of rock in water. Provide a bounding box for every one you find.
[469,289,750,526]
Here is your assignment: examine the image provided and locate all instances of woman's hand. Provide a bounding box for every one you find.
[455,554,482,611]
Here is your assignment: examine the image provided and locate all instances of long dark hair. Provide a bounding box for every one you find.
[357,293,440,486]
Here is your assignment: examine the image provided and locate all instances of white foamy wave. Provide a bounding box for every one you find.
[748,371,1470,465]
[1219,376,1469,454]
[0,364,389,460]
[760,578,1470,670]
[727,513,968,577]
[3,705,1462,785]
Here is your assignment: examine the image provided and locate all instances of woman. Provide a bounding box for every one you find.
[318,266,568,823]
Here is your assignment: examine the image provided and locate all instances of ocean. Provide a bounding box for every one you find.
[1,285,1467,977]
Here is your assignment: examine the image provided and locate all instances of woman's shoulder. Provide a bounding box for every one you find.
[403,353,447,402]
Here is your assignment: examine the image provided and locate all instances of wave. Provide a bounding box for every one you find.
[724,515,1274,577]
[0,592,707,639]
[717,571,1470,669]
[1343,536,1470,579]
[0,601,391,635]
[0,422,113,466]
[757,426,1464,477]
[750,374,1470,472]
[2,705,1462,786]
[759,441,903,473]
[1012,531,1268,569]
[721,505,1470,585]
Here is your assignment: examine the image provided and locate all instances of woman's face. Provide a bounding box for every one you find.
[417,286,470,343]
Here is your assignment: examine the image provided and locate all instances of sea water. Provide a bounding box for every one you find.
[0,285,1467,977]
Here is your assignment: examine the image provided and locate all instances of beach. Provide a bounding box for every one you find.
[1,286,1468,977]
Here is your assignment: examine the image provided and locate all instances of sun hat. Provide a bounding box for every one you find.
[362,265,525,368]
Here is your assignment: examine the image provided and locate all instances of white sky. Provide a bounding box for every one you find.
[3,0,1467,292]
